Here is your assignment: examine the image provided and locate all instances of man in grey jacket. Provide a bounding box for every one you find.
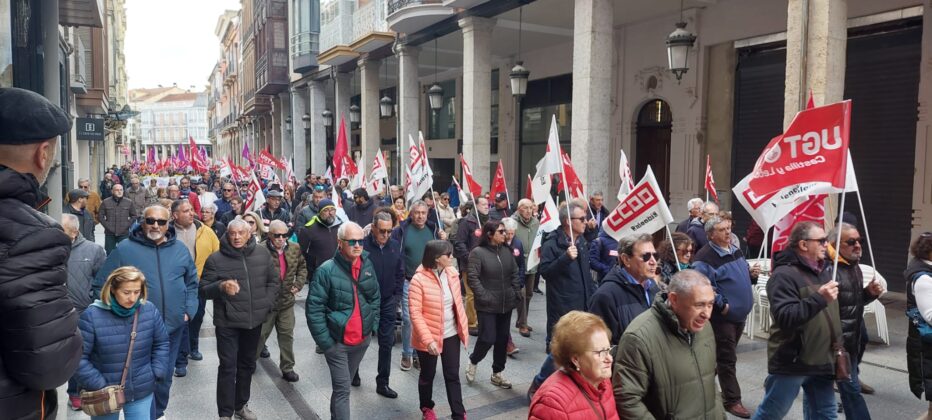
[99,183,137,253]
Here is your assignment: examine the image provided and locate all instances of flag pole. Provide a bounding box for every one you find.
[559,159,575,244]
[830,191,847,284]
[854,183,877,278]
[665,224,681,272]
[758,227,769,260]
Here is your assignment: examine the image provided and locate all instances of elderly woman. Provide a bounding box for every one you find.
[465,220,522,389]
[906,232,932,419]
[75,266,171,419]
[529,310,619,420]
[409,240,469,420]
[657,232,693,285]
[200,202,226,239]
[392,196,408,224]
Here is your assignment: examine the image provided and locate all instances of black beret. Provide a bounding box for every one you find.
[0,87,72,144]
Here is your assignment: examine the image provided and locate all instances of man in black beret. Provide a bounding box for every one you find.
[0,87,83,419]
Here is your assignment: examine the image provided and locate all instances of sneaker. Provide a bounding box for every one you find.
[189,350,204,361]
[491,372,512,389]
[413,356,420,370]
[400,355,413,371]
[260,346,270,358]
[465,363,477,383]
[174,367,187,377]
[507,342,520,356]
[68,395,81,411]
[234,404,258,420]
[421,407,438,420]
[282,371,299,382]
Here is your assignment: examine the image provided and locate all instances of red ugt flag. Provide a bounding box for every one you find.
[489,160,508,205]
[556,152,585,200]
[460,154,483,198]
[332,116,357,179]
[705,154,719,203]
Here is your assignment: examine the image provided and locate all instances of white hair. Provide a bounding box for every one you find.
[61,213,79,233]
[502,217,517,231]
[687,198,704,212]
[337,221,363,240]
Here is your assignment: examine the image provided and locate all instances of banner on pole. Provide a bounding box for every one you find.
[601,166,675,241]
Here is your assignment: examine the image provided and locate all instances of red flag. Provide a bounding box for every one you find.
[459,154,483,198]
[525,174,533,201]
[771,194,826,255]
[332,116,357,179]
[489,160,508,205]
[258,149,286,170]
[806,90,815,110]
[705,154,719,203]
[556,152,585,199]
[748,100,851,196]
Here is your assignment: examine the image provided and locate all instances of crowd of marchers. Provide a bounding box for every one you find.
[4,86,932,420]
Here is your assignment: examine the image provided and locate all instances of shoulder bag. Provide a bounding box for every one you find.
[81,310,138,416]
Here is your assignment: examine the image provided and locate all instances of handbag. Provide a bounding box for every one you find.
[907,272,932,343]
[80,311,138,416]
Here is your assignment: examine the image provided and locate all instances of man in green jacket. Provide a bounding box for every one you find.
[613,269,724,419]
[306,221,381,420]
[512,199,540,337]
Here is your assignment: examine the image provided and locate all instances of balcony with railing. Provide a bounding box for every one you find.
[441,0,490,9]
[386,0,452,34]
[291,31,320,73]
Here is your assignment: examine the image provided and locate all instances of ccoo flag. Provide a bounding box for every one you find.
[601,166,674,241]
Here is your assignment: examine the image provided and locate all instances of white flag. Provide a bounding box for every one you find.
[526,195,561,271]
[530,157,553,204]
[331,182,349,224]
[601,166,675,241]
[733,151,859,229]
[407,134,432,203]
[617,149,635,201]
[245,172,266,212]
[539,115,563,176]
[367,149,388,196]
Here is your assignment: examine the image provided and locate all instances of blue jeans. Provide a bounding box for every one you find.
[152,326,184,419]
[533,353,556,385]
[753,374,837,420]
[401,280,413,357]
[93,392,153,420]
[838,361,871,419]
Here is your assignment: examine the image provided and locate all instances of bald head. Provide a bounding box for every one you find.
[0,139,58,184]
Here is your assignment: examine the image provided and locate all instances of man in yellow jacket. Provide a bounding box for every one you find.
[168,199,220,375]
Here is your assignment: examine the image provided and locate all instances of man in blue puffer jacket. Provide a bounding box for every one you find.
[93,205,198,419]
[691,214,759,419]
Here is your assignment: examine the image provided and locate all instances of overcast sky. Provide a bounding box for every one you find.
[125,0,241,90]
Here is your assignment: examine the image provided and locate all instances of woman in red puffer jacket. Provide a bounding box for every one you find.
[529,311,619,420]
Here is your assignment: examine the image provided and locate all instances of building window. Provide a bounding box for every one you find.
[490,69,499,155]
[427,79,456,140]
[518,74,573,198]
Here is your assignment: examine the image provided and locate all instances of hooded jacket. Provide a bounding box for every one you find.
[588,266,659,345]
[512,214,540,275]
[305,250,381,351]
[66,236,106,311]
[76,301,170,402]
[200,236,280,329]
[297,214,343,276]
[0,167,83,420]
[294,200,321,228]
[94,224,199,332]
[766,250,842,377]
[904,258,932,400]
[467,244,522,314]
[540,229,595,336]
[613,294,722,419]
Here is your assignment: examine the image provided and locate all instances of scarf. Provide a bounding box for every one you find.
[93,296,141,317]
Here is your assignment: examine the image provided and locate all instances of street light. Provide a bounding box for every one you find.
[380,95,393,118]
[285,116,292,132]
[322,109,333,127]
[510,6,529,98]
[302,113,311,129]
[349,104,361,125]
[666,0,696,82]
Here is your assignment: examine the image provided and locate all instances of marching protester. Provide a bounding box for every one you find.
[260,184,292,229]
[391,200,447,371]
[295,169,318,210]
[589,227,619,283]
[257,220,308,382]
[686,201,718,253]
[94,204,199,419]
[62,213,107,409]
[80,177,104,222]
[65,188,97,241]
[455,196,489,336]
[219,195,246,226]
[657,232,693,285]
[200,219,279,420]
[465,220,522,389]
[613,269,722,418]
[197,183,218,211]
[306,222,381,420]
[125,174,149,213]
[100,171,115,200]
[754,221,841,419]
[528,311,619,420]
[906,232,932,420]
[392,196,408,223]
[361,212,405,397]
[676,197,704,233]
[587,191,608,230]
[100,183,137,253]
[170,199,221,375]
[347,188,377,227]
[436,192,457,229]
[690,213,757,418]
[297,198,342,277]
[146,178,160,205]
[489,192,512,220]
[201,202,227,238]
[512,199,540,338]
[242,211,266,240]
[502,217,525,355]
[588,234,660,345]
[825,222,883,418]
[215,182,238,217]
[409,240,469,420]
[528,203,595,400]
[76,267,171,420]
[294,185,327,227]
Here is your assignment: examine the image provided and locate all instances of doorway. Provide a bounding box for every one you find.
[635,99,671,200]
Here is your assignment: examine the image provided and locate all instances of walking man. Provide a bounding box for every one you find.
[99,183,137,253]
[307,222,381,419]
[257,220,308,382]
[201,219,279,420]
[362,212,405,397]
[64,188,96,241]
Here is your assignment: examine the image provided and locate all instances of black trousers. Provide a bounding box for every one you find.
[216,325,262,417]
[469,311,511,373]
[710,317,744,406]
[417,335,465,420]
[376,302,397,387]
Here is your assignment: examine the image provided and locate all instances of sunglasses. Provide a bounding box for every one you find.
[844,238,865,246]
[271,233,289,239]
[375,228,392,235]
[223,188,234,192]
[806,237,829,245]
[344,239,364,247]
[144,218,168,226]
[637,252,660,262]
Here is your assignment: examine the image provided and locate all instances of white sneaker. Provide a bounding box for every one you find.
[465,363,477,383]
[491,371,512,389]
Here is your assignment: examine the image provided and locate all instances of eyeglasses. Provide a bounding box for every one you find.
[570,217,586,222]
[805,237,828,245]
[591,346,616,359]
[223,188,234,192]
[271,233,288,239]
[638,252,660,262]
[144,218,168,226]
[677,248,693,255]
[375,228,392,235]
[344,239,364,247]
[844,238,865,246]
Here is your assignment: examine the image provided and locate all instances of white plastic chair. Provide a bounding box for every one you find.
[744,259,772,339]
[859,264,890,345]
